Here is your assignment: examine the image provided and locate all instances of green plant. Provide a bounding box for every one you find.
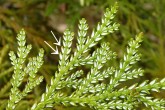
[3,2,165,110]
[7,29,44,110]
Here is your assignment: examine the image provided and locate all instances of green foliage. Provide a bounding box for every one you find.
[7,29,44,110]
[1,1,165,81]
[0,2,165,110]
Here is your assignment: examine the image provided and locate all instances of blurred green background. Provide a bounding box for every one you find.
[0,0,165,109]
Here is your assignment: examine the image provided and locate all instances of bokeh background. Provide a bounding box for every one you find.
[0,0,165,109]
